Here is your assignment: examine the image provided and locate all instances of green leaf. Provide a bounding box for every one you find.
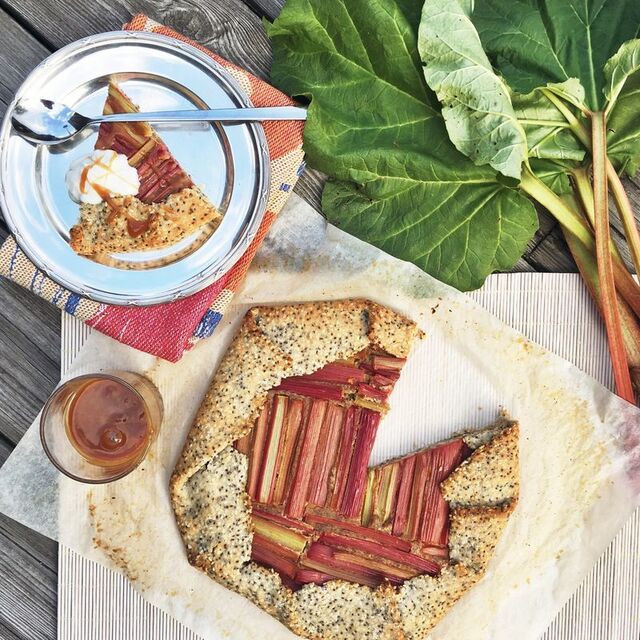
[604,39,640,175]
[511,89,586,162]
[471,0,640,110]
[417,0,527,179]
[604,39,640,110]
[543,79,587,112]
[267,0,538,291]
[607,64,640,176]
[529,159,573,195]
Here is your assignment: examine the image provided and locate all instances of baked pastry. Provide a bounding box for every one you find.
[69,81,221,256]
[171,300,519,639]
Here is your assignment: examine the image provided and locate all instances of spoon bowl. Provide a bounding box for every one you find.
[12,99,93,144]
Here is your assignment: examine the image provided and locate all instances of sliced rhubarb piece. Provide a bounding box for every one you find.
[308,404,345,506]
[373,462,400,527]
[340,409,381,518]
[353,397,388,413]
[274,378,345,401]
[331,550,418,582]
[251,540,298,580]
[252,508,315,535]
[303,542,383,588]
[357,383,389,403]
[329,406,360,510]
[252,532,301,561]
[251,505,314,534]
[421,544,450,560]
[360,469,377,527]
[256,395,288,504]
[285,400,328,519]
[247,404,269,499]
[252,515,309,556]
[420,477,450,547]
[294,568,333,585]
[307,363,367,384]
[392,455,416,537]
[319,532,440,575]
[304,513,412,552]
[370,373,398,388]
[406,451,431,540]
[419,439,470,546]
[235,431,252,456]
[371,355,406,373]
[272,398,304,505]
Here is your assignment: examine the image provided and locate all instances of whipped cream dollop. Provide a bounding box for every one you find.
[66,149,140,205]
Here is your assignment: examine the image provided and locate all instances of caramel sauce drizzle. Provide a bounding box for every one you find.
[81,154,148,238]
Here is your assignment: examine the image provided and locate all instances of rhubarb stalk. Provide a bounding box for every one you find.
[563,209,640,392]
[247,404,270,499]
[591,112,635,403]
[392,455,416,537]
[521,168,640,319]
[256,395,288,504]
[308,403,344,506]
[340,409,381,518]
[272,398,304,505]
[329,406,360,510]
[286,400,328,518]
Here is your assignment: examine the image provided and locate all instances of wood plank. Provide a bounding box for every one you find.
[0,514,56,640]
[0,280,60,444]
[0,14,59,639]
[243,0,283,20]
[0,8,50,115]
[2,0,273,78]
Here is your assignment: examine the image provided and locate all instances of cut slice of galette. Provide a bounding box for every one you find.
[69,81,221,257]
[171,300,519,640]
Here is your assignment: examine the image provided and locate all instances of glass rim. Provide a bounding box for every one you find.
[40,372,153,484]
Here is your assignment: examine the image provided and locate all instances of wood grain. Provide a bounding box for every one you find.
[0,515,56,640]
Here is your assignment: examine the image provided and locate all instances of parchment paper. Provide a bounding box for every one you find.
[1,194,639,640]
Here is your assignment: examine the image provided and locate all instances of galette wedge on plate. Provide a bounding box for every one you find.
[69,81,221,257]
[171,300,519,640]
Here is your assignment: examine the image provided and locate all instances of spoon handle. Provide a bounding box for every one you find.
[97,106,307,123]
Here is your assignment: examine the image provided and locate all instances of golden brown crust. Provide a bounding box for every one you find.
[70,186,221,256]
[448,502,516,572]
[170,300,518,639]
[442,423,520,508]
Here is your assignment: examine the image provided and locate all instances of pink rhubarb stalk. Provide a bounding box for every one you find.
[256,395,288,504]
[340,409,381,518]
[285,399,328,518]
[592,112,635,403]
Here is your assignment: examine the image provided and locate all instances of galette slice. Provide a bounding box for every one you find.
[69,81,221,257]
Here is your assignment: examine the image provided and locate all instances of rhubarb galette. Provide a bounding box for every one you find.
[171,300,519,639]
[69,81,221,257]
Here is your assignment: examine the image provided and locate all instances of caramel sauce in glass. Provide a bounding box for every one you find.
[65,379,150,468]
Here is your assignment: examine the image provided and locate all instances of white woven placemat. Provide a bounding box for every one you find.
[57,273,640,640]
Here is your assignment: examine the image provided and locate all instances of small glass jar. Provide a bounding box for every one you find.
[40,371,163,483]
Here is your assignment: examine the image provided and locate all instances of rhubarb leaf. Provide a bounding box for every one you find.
[529,159,572,195]
[267,0,538,291]
[605,40,640,176]
[417,0,527,179]
[511,89,586,162]
[471,0,640,111]
[604,39,640,110]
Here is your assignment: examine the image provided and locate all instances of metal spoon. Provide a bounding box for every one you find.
[11,98,308,145]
